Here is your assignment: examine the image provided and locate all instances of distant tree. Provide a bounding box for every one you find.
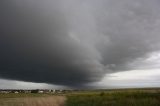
[31,89,39,93]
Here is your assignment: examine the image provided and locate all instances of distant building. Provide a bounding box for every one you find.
[38,90,44,93]
[14,91,19,93]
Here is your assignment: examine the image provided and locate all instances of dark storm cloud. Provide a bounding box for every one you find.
[0,0,160,87]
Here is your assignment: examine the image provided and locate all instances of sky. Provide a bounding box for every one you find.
[0,0,160,89]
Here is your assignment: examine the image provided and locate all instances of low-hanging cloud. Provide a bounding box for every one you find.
[0,0,160,87]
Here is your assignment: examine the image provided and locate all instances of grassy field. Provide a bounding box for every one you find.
[0,88,160,106]
[0,93,66,106]
[66,88,160,106]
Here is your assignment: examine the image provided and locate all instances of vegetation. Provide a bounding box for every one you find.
[66,89,160,106]
[0,93,52,98]
[0,88,160,106]
[0,93,66,106]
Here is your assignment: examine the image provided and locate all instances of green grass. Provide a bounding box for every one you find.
[66,90,160,106]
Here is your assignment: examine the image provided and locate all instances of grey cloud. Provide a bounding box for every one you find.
[0,0,160,87]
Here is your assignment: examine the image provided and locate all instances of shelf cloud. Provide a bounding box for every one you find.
[1,0,160,87]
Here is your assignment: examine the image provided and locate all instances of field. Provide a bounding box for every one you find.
[0,93,66,106]
[0,88,160,106]
[66,88,160,106]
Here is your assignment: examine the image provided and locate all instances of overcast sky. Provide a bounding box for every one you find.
[0,0,160,89]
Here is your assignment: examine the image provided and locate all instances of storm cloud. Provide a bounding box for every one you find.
[0,0,160,87]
